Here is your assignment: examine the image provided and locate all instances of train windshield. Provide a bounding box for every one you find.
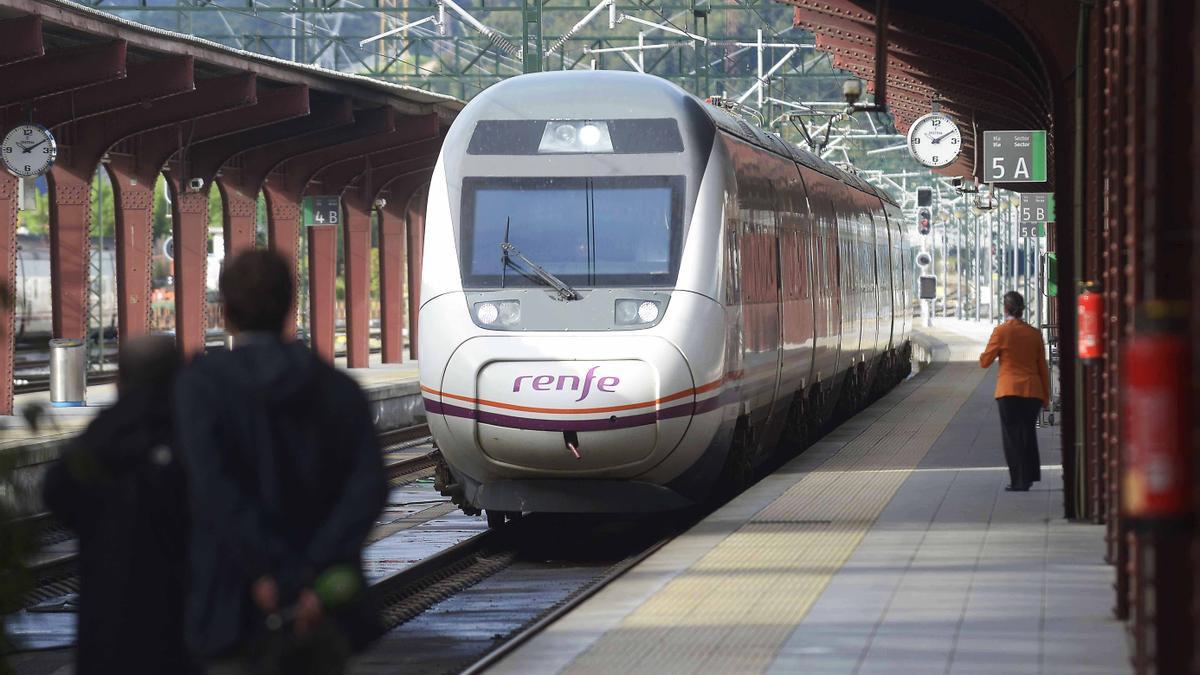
[460,175,684,288]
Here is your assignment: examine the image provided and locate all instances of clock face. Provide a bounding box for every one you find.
[2,124,57,178]
[906,113,961,168]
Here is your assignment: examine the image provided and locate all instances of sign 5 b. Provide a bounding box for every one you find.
[983,130,1048,183]
[1019,192,1056,224]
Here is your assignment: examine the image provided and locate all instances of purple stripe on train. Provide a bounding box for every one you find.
[423,394,725,432]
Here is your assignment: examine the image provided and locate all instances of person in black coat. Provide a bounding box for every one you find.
[175,250,387,674]
[41,335,195,675]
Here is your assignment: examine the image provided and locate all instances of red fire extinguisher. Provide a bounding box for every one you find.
[1121,302,1191,521]
[1077,282,1103,361]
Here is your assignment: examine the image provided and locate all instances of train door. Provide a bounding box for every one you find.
[723,136,781,435]
[837,202,861,370]
[777,162,816,399]
[870,203,894,353]
[881,202,902,350]
[797,168,842,389]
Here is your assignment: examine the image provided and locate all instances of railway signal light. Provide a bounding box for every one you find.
[917,208,931,235]
[916,186,932,207]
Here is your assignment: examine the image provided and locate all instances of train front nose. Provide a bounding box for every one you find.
[427,336,696,476]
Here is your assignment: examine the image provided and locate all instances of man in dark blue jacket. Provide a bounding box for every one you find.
[43,335,194,675]
[175,250,387,674]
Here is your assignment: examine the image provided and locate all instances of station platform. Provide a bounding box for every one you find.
[0,353,421,512]
[490,321,1130,675]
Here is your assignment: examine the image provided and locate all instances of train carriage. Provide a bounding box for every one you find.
[418,71,911,520]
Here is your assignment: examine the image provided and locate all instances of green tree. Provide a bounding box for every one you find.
[89,169,116,239]
[152,174,171,239]
[16,182,49,236]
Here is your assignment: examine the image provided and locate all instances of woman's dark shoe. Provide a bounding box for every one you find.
[1004,484,1031,492]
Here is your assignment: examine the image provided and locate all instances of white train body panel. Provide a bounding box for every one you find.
[418,71,910,514]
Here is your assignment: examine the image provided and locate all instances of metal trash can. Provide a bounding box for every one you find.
[49,338,86,407]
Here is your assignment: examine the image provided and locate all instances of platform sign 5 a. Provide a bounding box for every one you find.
[303,196,340,226]
[983,130,1048,183]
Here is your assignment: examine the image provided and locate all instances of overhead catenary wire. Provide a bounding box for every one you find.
[205,0,492,94]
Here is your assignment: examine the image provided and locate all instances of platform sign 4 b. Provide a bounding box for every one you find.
[983,130,1048,183]
[303,196,340,226]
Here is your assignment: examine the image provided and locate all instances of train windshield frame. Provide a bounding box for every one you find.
[459,175,685,289]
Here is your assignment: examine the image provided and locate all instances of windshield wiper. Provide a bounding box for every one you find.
[500,242,581,301]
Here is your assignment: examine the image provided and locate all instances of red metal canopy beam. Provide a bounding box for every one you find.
[257,107,396,354]
[216,97,358,340]
[195,96,353,189]
[32,57,195,128]
[48,73,255,348]
[308,123,440,198]
[790,1,1047,107]
[199,86,312,257]
[833,48,1030,133]
[0,175,17,413]
[817,32,1044,129]
[0,40,126,107]
[301,114,437,366]
[404,185,428,361]
[105,82,307,344]
[790,1,1051,135]
[375,170,433,363]
[0,15,42,66]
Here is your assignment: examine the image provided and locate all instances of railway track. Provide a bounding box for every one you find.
[17,423,437,610]
[360,513,686,673]
[14,421,694,673]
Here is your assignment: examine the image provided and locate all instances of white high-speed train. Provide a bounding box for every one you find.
[418,72,912,523]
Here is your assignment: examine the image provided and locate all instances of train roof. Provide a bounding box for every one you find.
[457,71,897,207]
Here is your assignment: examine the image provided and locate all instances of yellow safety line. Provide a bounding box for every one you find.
[564,360,986,674]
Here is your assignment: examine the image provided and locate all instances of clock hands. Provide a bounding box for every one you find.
[20,138,48,154]
[924,129,956,144]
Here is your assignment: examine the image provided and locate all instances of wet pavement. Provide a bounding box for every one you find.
[351,561,608,674]
[5,480,487,665]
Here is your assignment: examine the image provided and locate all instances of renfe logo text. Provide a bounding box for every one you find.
[513,365,620,402]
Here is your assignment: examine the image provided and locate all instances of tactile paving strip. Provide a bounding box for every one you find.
[563,361,986,675]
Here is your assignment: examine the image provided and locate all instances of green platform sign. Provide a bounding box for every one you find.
[1045,252,1058,297]
[1019,192,1056,224]
[302,196,340,226]
[983,130,1048,183]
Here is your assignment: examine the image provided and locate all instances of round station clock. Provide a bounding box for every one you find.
[2,124,58,178]
[906,112,961,168]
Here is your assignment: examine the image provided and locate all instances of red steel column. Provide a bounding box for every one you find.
[219,181,258,257]
[378,199,409,364]
[105,161,154,341]
[307,224,337,362]
[169,183,209,358]
[341,198,371,368]
[405,185,427,361]
[263,183,301,340]
[0,175,17,414]
[46,169,91,340]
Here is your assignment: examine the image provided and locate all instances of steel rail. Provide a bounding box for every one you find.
[15,422,437,609]
[460,531,675,674]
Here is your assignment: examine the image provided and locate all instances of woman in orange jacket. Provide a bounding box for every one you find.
[979,291,1051,492]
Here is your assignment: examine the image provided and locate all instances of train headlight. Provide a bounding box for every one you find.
[474,300,521,327]
[538,121,613,153]
[615,299,661,325]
